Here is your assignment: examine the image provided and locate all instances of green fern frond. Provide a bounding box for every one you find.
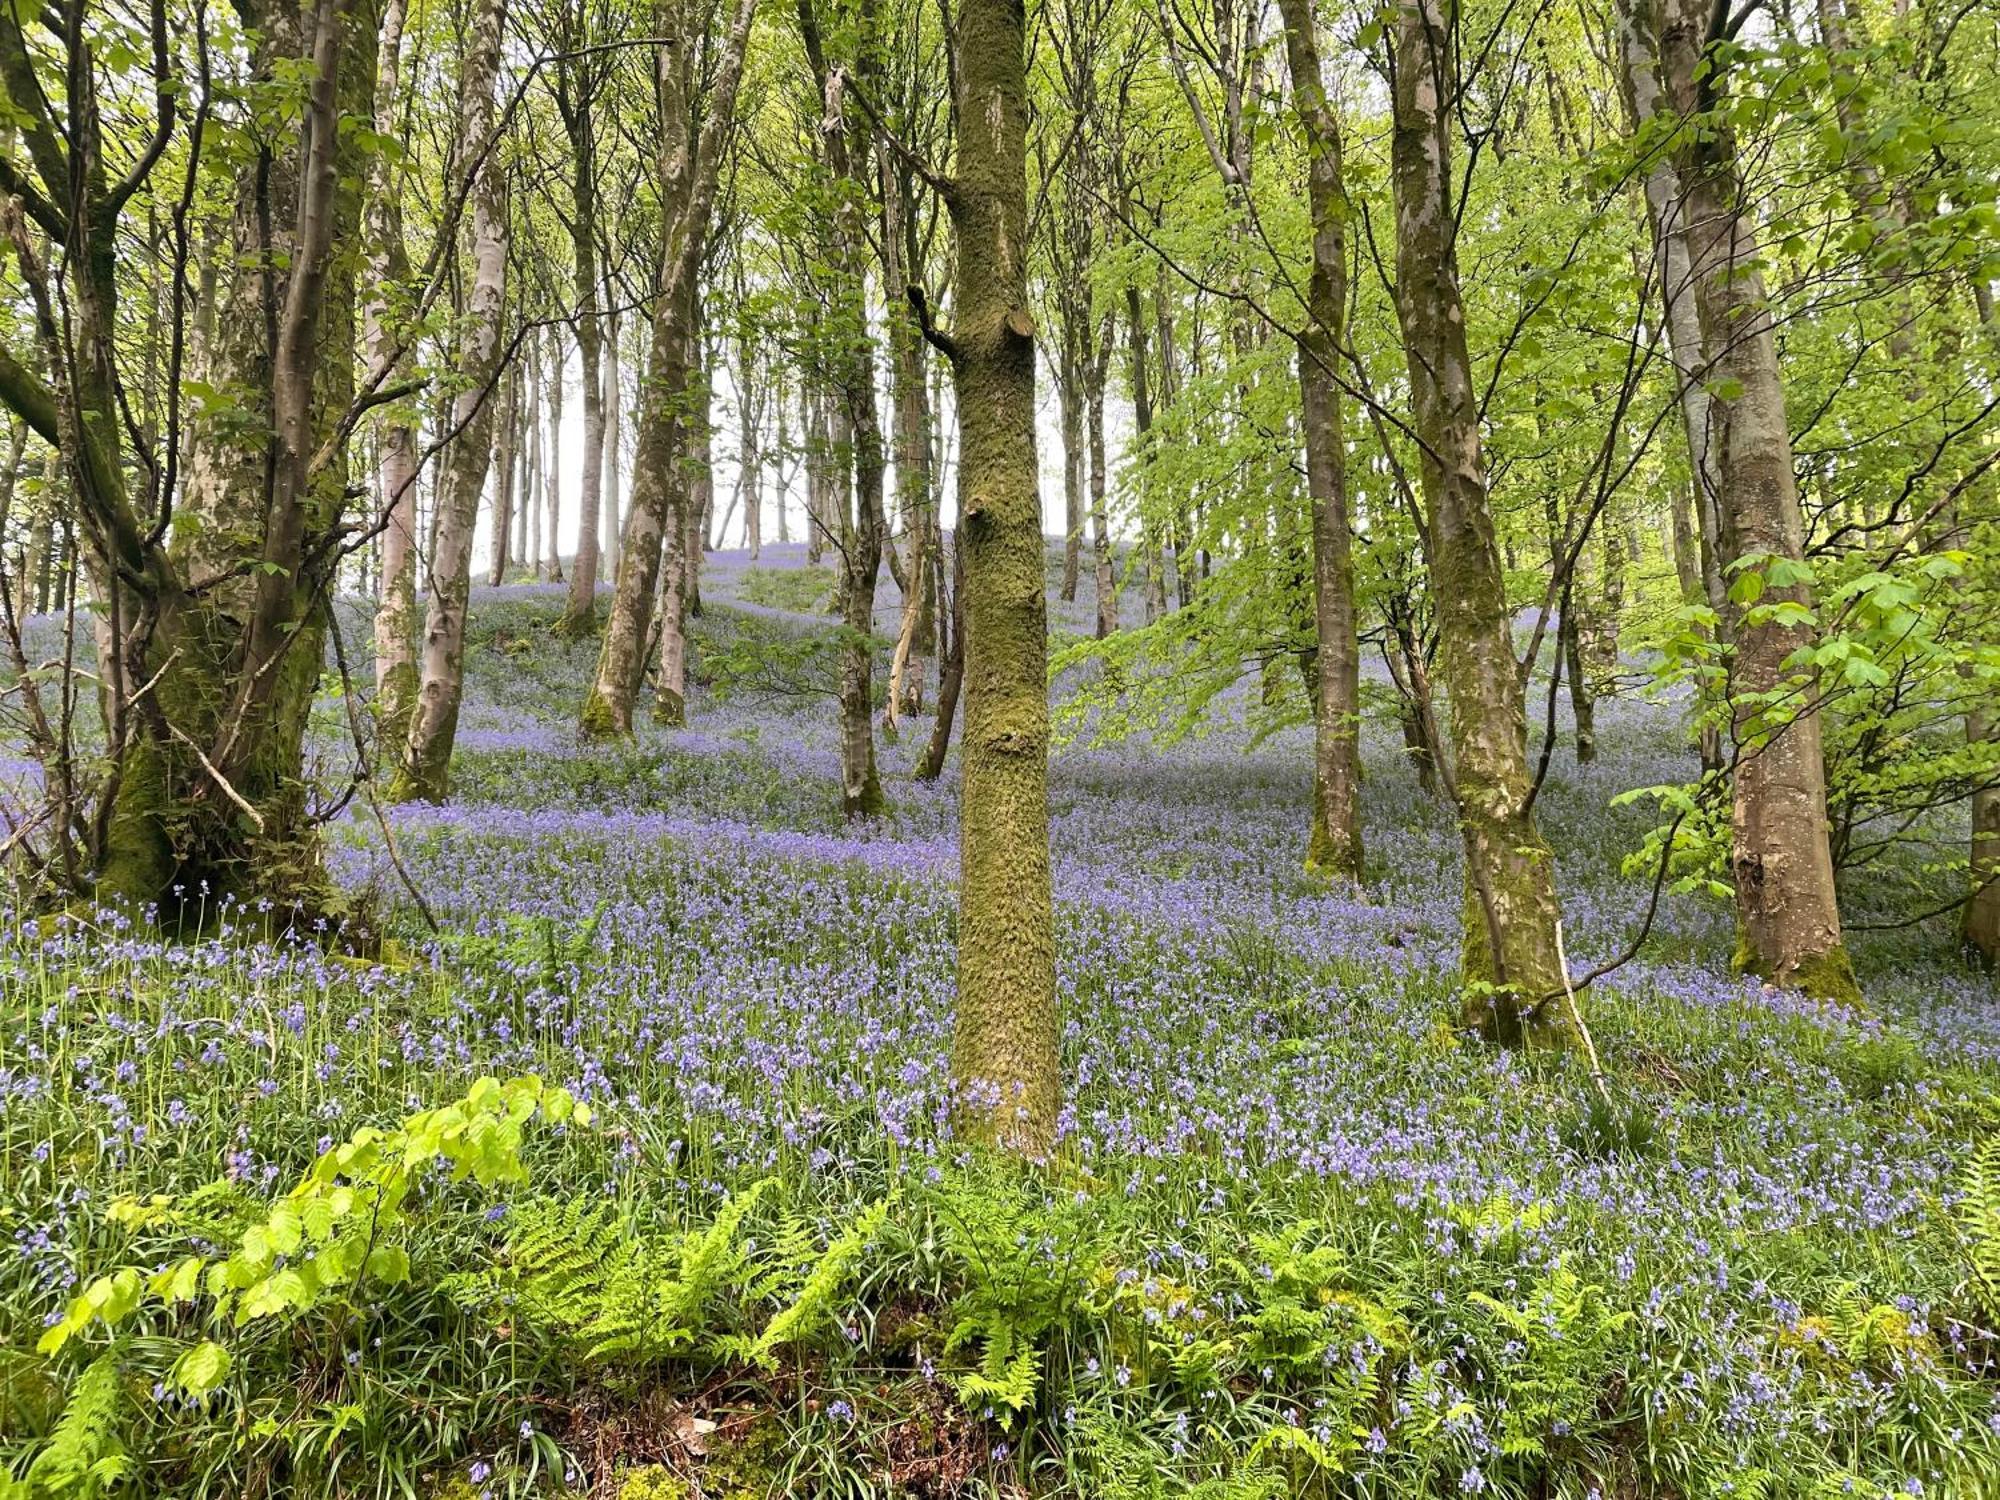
[23,1354,130,1498]
[948,1341,1040,1415]
[1959,1130,2000,1321]
[754,1196,890,1363]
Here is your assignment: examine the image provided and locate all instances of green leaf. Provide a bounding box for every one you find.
[171,1340,232,1395]
[366,1245,411,1285]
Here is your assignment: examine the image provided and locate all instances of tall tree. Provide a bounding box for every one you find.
[552,0,617,635]
[1276,0,1363,880]
[1386,0,1570,1043]
[798,0,887,817]
[393,0,510,801]
[931,0,1060,1151]
[1626,0,1857,999]
[0,0,381,913]
[580,0,758,737]
[367,0,421,749]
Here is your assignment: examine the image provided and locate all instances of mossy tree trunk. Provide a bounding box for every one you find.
[70,0,378,918]
[942,0,1060,1153]
[1633,0,1857,1001]
[1387,0,1571,1044]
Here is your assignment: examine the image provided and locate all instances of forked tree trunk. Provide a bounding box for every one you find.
[944,0,1059,1153]
[1635,0,1857,1000]
[579,0,756,739]
[85,0,378,914]
[1389,0,1569,1044]
[393,0,508,801]
[1277,0,1364,881]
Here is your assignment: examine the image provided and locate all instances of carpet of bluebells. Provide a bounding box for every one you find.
[5,545,2000,1499]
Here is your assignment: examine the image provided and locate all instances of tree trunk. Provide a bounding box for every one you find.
[653,314,694,726]
[579,0,756,738]
[1618,11,1728,773]
[545,333,565,583]
[685,360,710,614]
[919,530,965,782]
[944,0,1059,1153]
[1968,705,2000,967]
[1638,0,1857,1000]
[1058,339,1083,604]
[1277,0,1364,881]
[805,391,830,565]
[1086,319,1116,640]
[1123,285,1169,624]
[82,0,379,914]
[393,0,508,802]
[366,0,420,748]
[602,310,621,580]
[560,96,605,635]
[1389,0,1569,1044]
[487,367,518,585]
[881,151,935,711]
[738,320,763,560]
[525,361,544,579]
[776,385,793,544]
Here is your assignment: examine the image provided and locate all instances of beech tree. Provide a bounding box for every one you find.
[393,0,510,803]
[871,0,1063,1152]
[579,0,757,739]
[1385,0,1570,1043]
[1625,0,1856,999]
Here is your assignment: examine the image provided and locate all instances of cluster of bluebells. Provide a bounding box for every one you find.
[3,545,1997,1496]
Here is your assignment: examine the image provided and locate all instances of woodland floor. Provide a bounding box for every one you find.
[5,545,2000,1498]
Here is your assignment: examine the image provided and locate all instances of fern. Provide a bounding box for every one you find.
[466,1179,778,1367]
[1957,1129,2000,1322]
[19,1354,131,1498]
[752,1196,890,1364]
[947,1340,1040,1415]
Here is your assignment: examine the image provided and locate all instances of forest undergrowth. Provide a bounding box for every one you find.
[5,549,2000,1500]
